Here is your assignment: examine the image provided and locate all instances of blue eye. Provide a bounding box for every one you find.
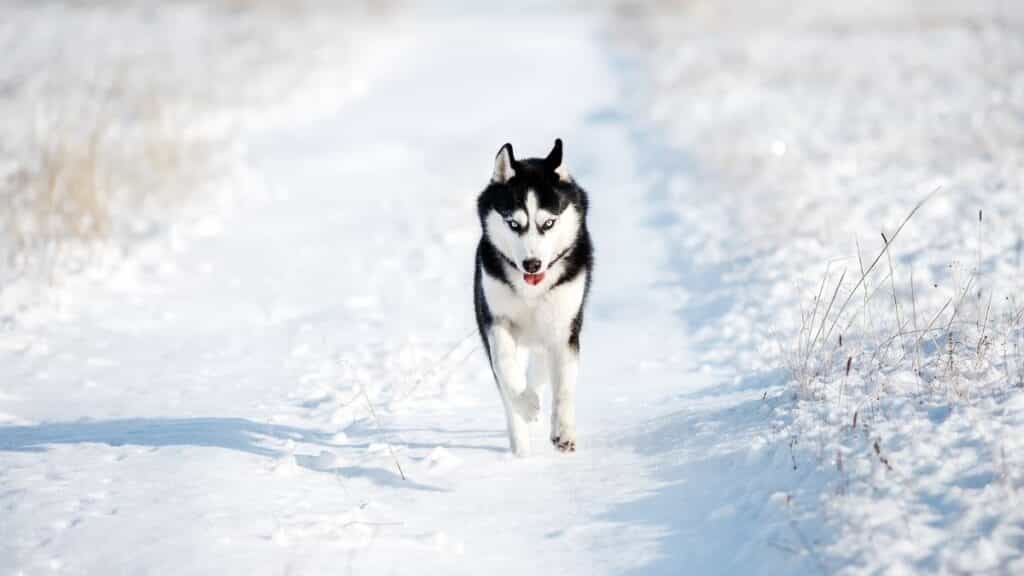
[541,218,557,231]
[507,219,522,231]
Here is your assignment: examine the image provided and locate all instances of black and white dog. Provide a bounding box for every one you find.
[473,139,593,456]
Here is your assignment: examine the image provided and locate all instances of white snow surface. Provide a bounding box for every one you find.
[623,0,1024,573]
[0,1,401,322]
[1,1,1023,574]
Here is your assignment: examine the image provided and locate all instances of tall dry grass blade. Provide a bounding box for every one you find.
[910,268,922,381]
[837,268,896,350]
[912,297,954,384]
[802,268,847,382]
[946,274,975,334]
[975,290,994,368]
[856,238,873,339]
[360,387,406,481]
[821,186,943,350]
[393,330,477,403]
[883,232,905,354]
[806,261,833,358]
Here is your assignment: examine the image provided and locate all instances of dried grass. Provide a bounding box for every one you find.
[0,85,210,277]
[789,189,1024,404]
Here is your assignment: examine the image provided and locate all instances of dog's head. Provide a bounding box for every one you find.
[477,139,588,287]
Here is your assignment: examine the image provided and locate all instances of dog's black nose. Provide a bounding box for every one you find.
[522,258,542,274]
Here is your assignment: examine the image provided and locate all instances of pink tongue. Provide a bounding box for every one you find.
[523,273,545,286]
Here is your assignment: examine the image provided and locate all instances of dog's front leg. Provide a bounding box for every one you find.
[549,345,579,453]
[488,323,540,456]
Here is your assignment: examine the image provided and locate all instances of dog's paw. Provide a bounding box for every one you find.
[512,390,540,422]
[551,435,576,453]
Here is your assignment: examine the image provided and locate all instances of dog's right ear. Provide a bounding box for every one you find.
[492,143,516,183]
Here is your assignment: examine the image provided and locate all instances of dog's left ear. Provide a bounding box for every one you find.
[545,138,571,182]
[492,143,516,183]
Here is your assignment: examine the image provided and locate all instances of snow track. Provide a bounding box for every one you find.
[3,8,834,575]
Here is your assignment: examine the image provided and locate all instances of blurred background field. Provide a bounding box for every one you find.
[0,0,398,317]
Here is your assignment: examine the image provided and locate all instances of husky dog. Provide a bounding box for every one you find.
[473,139,593,456]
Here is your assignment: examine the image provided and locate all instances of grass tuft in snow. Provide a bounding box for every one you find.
[1,93,209,277]
[789,188,1024,410]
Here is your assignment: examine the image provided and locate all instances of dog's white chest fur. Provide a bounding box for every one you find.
[481,264,586,348]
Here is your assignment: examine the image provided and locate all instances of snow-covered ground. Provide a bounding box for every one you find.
[1,1,1023,574]
[0,1,399,321]
[620,0,1024,572]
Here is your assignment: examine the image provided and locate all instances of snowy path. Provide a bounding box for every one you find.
[1,13,819,575]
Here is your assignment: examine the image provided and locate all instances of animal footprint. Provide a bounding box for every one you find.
[513,390,540,422]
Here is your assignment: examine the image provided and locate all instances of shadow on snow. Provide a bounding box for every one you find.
[0,417,507,493]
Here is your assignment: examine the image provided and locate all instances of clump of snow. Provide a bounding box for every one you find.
[425,446,462,476]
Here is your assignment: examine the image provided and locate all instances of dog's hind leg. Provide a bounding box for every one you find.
[549,345,579,453]
[488,323,539,456]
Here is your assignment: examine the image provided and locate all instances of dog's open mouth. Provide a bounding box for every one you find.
[523,272,545,286]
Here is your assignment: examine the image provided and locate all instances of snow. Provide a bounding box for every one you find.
[0,1,400,323]
[623,0,1024,573]
[1,1,1023,574]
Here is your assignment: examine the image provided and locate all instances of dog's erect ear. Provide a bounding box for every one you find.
[492,143,516,183]
[545,138,563,169]
[545,138,571,181]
